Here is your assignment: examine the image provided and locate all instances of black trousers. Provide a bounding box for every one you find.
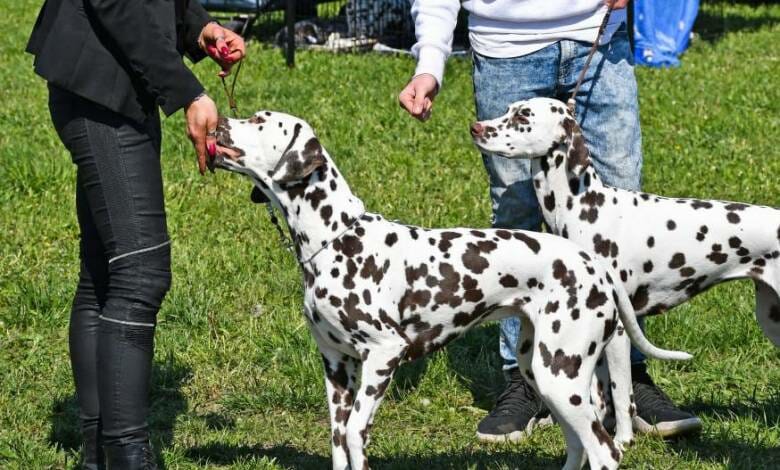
[48,85,172,446]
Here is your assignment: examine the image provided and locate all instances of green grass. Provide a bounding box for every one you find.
[1,2,779,469]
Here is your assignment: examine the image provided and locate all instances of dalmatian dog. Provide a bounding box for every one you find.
[212,110,690,470]
[471,96,780,432]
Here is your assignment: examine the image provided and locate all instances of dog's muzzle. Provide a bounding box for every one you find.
[211,118,244,171]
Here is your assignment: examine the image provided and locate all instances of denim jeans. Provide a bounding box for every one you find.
[472,30,647,370]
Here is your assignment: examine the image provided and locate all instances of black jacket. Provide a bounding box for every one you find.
[27,0,213,123]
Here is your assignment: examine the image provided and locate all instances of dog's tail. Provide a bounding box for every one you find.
[614,282,693,361]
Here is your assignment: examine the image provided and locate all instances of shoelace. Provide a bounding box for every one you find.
[633,372,678,412]
[490,373,540,416]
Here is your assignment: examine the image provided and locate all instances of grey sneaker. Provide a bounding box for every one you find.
[632,363,702,437]
[476,368,553,443]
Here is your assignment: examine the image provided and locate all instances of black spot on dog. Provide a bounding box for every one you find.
[513,232,541,253]
[725,203,749,211]
[727,212,741,224]
[667,220,677,230]
[630,285,650,311]
[668,253,686,269]
[570,394,582,406]
[405,264,428,285]
[707,243,728,265]
[385,233,398,247]
[552,320,561,333]
[544,193,556,211]
[647,236,655,248]
[438,232,463,252]
[500,274,519,288]
[545,301,560,314]
[643,261,654,273]
[320,205,333,225]
[462,241,497,274]
[603,319,617,341]
[586,286,608,309]
[538,342,582,379]
[691,200,713,210]
[519,340,532,355]
[591,421,621,462]
[334,235,363,258]
[588,341,597,355]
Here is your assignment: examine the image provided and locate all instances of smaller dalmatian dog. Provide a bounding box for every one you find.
[471,97,780,424]
[212,111,690,470]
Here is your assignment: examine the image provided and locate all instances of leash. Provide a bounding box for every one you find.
[218,59,296,252]
[300,213,366,265]
[221,58,242,117]
[566,5,614,116]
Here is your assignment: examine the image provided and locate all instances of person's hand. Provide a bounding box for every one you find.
[185,94,219,175]
[198,22,246,77]
[605,0,629,8]
[398,74,439,121]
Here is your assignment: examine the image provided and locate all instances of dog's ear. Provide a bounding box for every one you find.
[250,186,269,204]
[562,117,590,175]
[272,137,326,183]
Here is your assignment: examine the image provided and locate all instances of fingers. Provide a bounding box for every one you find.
[398,84,416,115]
[186,95,218,175]
[190,127,207,175]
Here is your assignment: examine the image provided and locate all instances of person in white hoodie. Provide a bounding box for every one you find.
[399,0,702,442]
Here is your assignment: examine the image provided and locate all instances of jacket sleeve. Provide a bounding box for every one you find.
[410,0,460,88]
[85,0,205,116]
[181,0,212,63]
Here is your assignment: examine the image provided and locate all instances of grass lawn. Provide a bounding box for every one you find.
[1,2,779,469]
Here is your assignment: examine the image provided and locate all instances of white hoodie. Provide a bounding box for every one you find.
[411,0,627,86]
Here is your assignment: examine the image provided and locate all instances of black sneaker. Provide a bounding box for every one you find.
[632,363,702,437]
[476,368,552,443]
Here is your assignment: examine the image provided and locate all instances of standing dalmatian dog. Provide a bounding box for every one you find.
[213,110,690,470]
[471,96,780,371]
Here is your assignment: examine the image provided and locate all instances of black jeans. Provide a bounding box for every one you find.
[48,85,172,447]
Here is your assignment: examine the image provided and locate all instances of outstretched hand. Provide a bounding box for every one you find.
[199,23,246,77]
[398,74,438,122]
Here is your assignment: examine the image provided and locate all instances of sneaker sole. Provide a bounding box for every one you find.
[633,416,702,438]
[476,414,554,443]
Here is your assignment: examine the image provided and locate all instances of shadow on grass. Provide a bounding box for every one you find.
[694,6,780,42]
[659,391,780,469]
[382,323,505,411]
[185,442,562,469]
[48,352,191,469]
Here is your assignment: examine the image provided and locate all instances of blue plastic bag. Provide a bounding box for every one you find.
[633,0,699,67]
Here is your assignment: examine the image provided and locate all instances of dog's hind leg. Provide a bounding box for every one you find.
[603,324,634,450]
[345,347,405,470]
[532,341,621,470]
[320,345,360,470]
[754,279,780,348]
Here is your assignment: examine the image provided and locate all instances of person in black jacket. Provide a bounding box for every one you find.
[27,1,245,468]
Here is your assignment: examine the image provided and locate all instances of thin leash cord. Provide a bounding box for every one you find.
[566,6,614,116]
[221,58,242,118]
[218,59,293,251]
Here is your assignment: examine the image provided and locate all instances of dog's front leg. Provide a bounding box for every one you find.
[345,348,404,470]
[321,346,360,470]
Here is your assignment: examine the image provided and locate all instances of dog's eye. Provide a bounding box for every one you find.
[512,113,530,125]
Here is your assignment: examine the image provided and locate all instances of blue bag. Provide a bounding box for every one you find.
[633,0,699,67]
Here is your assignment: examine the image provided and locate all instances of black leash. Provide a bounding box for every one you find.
[218,59,293,252]
[566,6,614,116]
[221,58,242,118]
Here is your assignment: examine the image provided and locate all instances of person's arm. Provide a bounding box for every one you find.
[399,0,460,121]
[410,0,460,88]
[85,0,205,116]
[181,0,212,63]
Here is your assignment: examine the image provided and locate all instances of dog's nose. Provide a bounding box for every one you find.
[470,122,484,137]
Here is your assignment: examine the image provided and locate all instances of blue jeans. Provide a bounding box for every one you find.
[472,30,647,370]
